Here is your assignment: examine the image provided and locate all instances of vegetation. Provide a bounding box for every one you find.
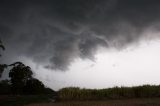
[0,62,56,95]
[9,62,33,94]
[0,80,11,95]
[28,98,160,106]
[0,95,53,106]
[58,85,160,101]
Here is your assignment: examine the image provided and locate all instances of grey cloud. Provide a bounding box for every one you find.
[1,0,160,70]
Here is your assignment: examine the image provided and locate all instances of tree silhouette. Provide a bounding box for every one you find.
[23,78,45,94]
[9,63,33,94]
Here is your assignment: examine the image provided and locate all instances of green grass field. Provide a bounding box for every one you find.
[1,95,160,106]
[0,95,52,106]
[28,98,160,106]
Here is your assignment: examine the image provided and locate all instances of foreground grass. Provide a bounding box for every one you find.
[28,98,160,106]
[0,95,53,106]
[1,96,160,106]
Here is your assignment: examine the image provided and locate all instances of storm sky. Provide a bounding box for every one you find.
[1,0,160,90]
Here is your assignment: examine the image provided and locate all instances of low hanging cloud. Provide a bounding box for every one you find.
[1,0,160,70]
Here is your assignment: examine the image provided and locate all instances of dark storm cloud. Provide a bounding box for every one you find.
[1,0,160,70]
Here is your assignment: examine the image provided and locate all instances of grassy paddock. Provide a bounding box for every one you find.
[0,95,53,106]
[28,98,160,106]
[1,85,160,106]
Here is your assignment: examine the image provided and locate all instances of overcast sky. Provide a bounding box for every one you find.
[1,0,160,90]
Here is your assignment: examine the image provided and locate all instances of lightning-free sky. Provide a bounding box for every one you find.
[1,0,160,90]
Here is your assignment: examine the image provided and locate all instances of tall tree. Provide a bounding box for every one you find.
[9,62,33,94]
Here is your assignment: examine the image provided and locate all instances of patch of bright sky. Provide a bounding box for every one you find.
[10,38,160,91]
[26,39,160,90]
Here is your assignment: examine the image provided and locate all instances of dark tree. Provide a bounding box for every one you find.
[0,80,11,95]
[9,63,33,94]
[23,78,45,94]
